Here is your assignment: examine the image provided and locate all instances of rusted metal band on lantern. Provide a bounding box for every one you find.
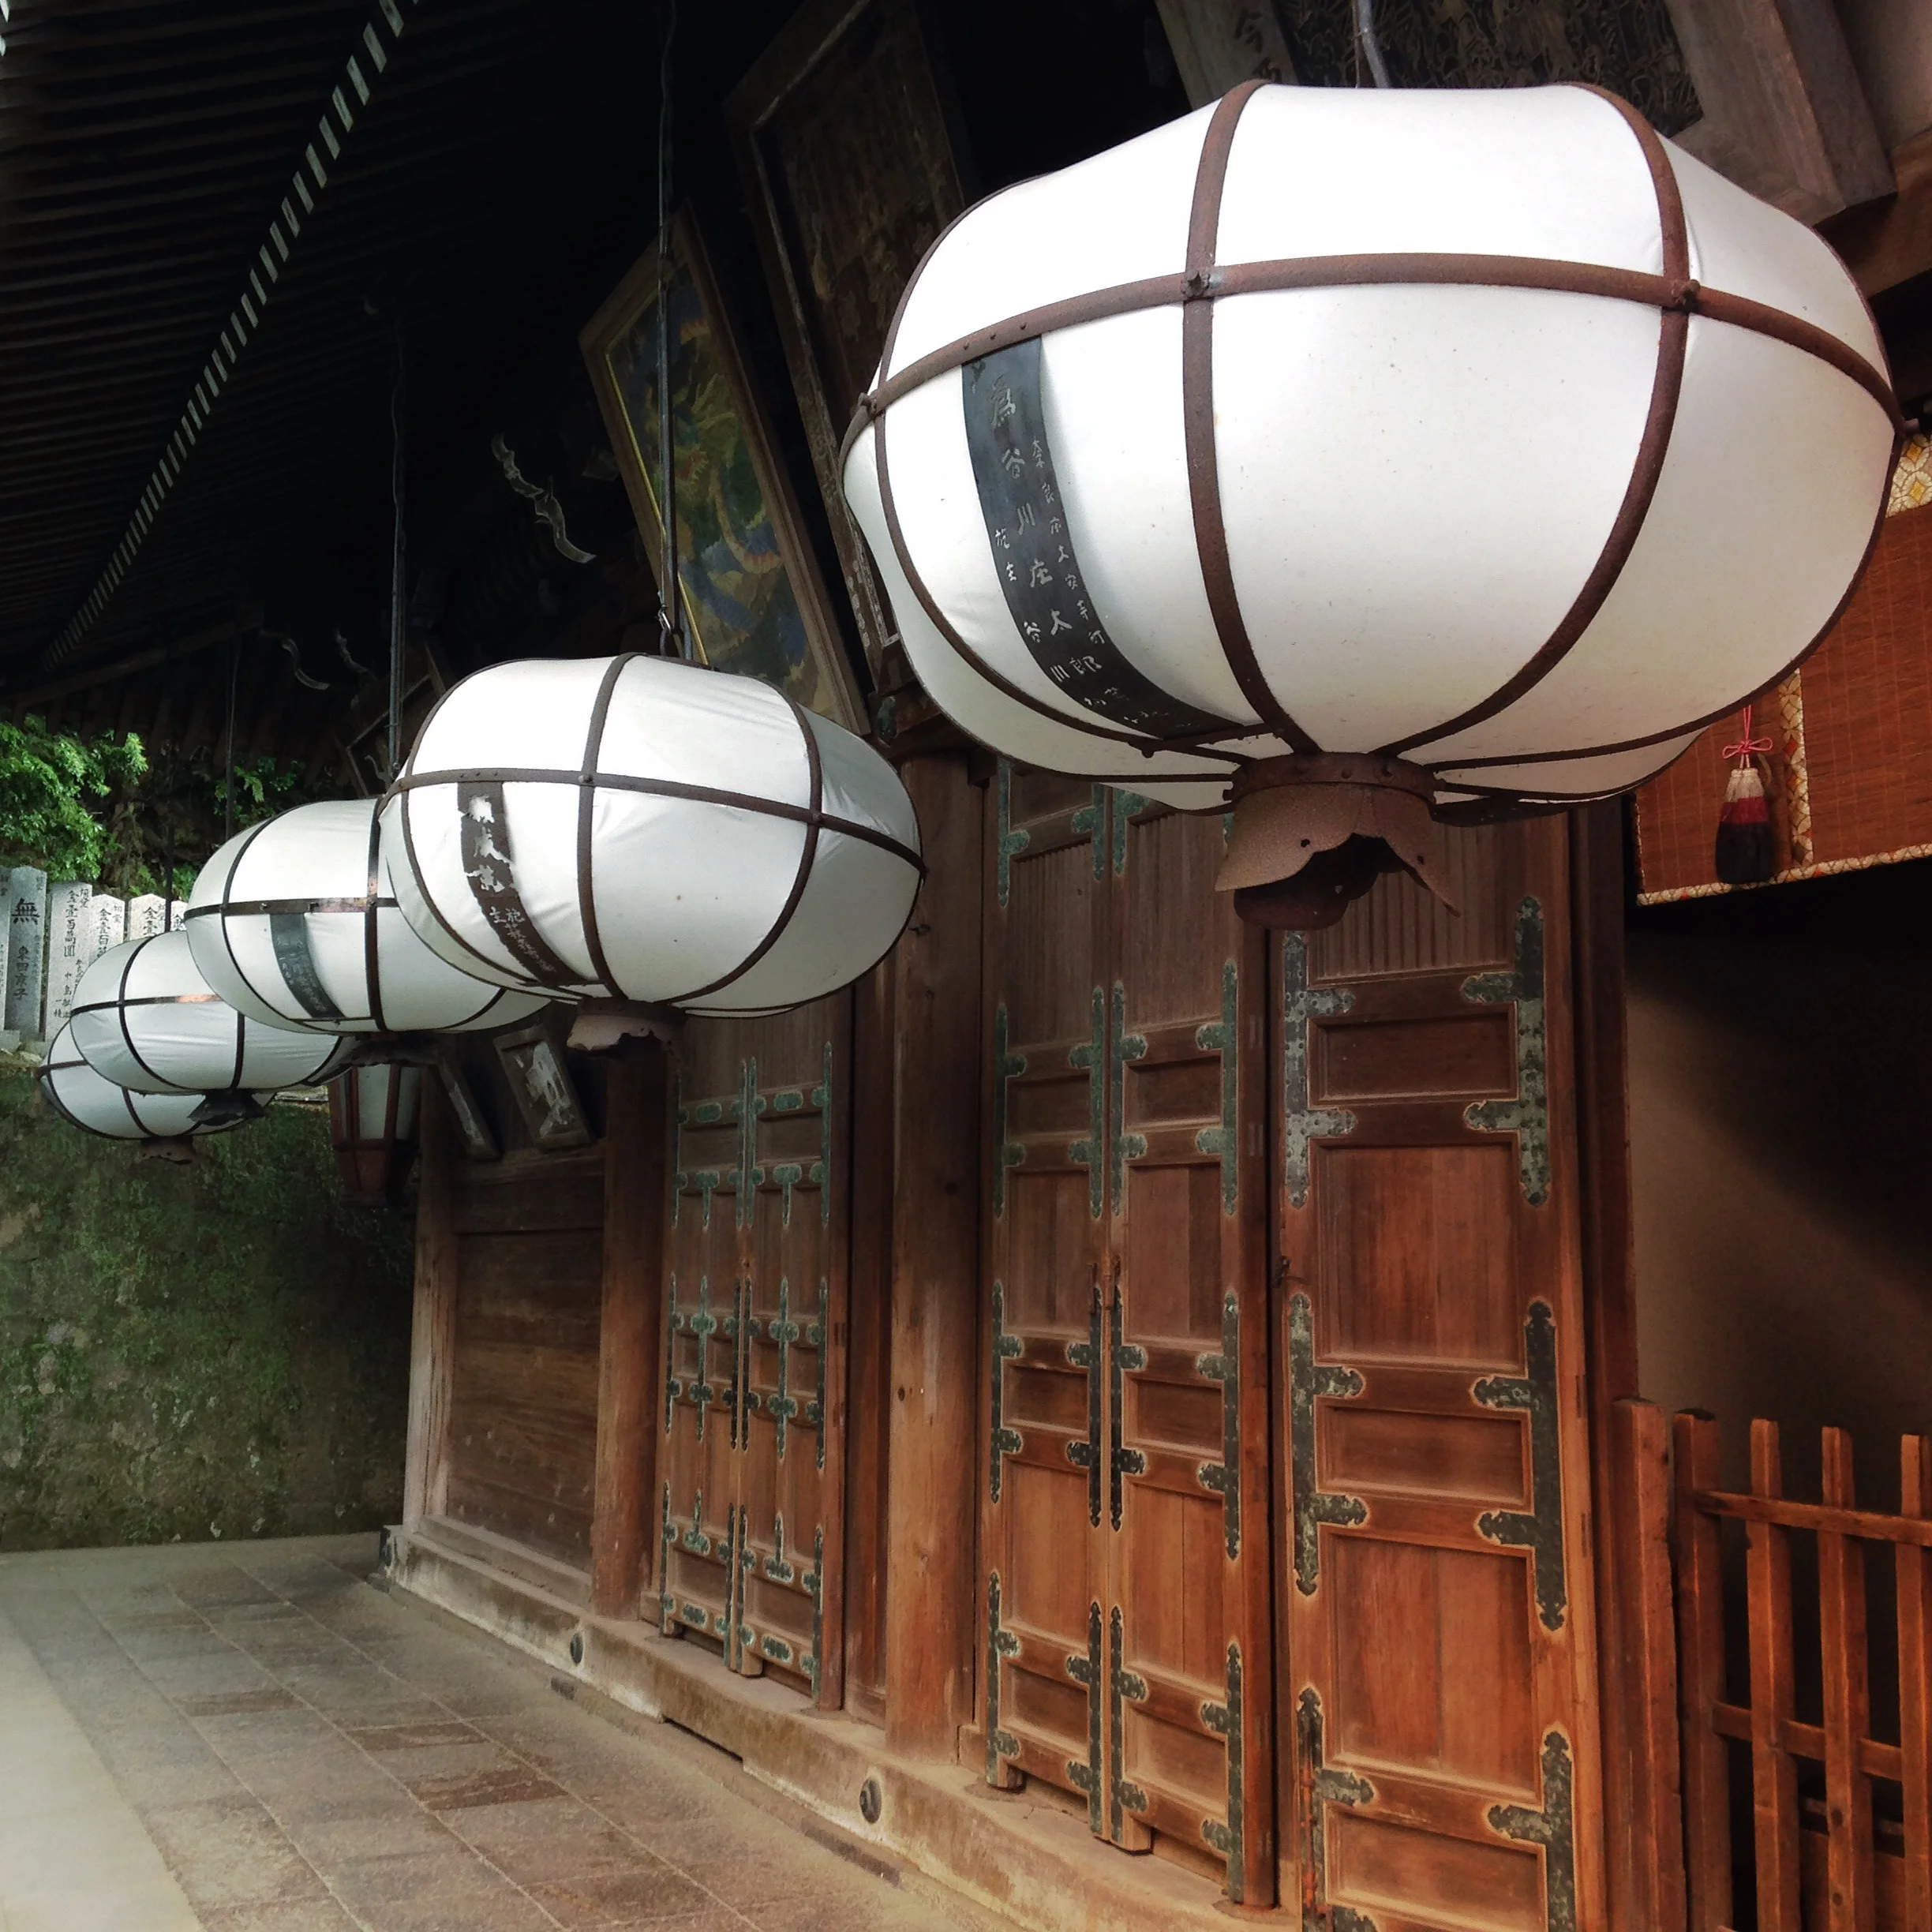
[363,803,388,1035]
[1184,80,1317,755]
[387,754,925,1000]
[851,82,1899,773]
[868,234,1168,755]
[1432,434,1900,778]
[577,652,634,998]
[667,694,826,1006]
[1383,86,1691,756]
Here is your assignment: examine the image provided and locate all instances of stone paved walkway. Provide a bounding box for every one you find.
[0,1535,999,1932]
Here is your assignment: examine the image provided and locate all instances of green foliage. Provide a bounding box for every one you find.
[0,715,147,882]
[0,1065,413,1550]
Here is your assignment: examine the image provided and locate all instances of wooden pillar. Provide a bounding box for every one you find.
[591,1043,670,1619]
[402,1069,459,1528]
[885,753,983,1758]
[1571,802,1687,1930]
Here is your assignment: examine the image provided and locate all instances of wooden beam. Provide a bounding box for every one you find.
[590,1044,670,1619]
[0,605,260,713]
[1822,126,1932,298]
[1666,0,1892,223]
[884,753,983,1759]
[402,1072,460,1528]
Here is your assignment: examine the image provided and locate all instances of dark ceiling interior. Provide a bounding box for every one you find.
[0,0,1186,768]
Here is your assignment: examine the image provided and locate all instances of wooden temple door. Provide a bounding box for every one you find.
[983,766,1273,1905]
[657,998,848,1706]
[1279,817,1604,1931]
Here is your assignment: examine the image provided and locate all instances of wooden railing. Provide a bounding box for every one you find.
[1672,1413,1932,1932]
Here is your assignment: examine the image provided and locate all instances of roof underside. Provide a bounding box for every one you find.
[0,0,665,686]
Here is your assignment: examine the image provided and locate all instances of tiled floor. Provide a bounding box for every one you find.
[0,1536,997,1932]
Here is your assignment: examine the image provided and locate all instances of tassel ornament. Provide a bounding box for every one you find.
[1713,706,1775,886]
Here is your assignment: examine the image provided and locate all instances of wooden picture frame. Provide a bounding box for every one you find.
[580,209,863,734]
[492,1019,593,1153]
[727,0,968,681]
[436,1054,499,1163]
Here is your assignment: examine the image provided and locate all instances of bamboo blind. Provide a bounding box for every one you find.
[1635,439,1932,903]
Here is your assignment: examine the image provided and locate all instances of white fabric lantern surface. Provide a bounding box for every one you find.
[69,930,350,1096]
[186,799,547,1037]
[380,654,923,1016]
[37,1026,251,1142]
[841,83,1897,885]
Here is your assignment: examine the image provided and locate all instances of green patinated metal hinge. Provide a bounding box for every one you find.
[1108,982,1147,1218]
[1489,1731,1578,1932]
[1069,784,1105,881]
[1107,1604,1149,1843]
[765,1279,799,1461]
[995,761,1031,908]
[1193,1290,1241,1559]
[1069,987,1106,1222]
[1110,791,1150,877]
[1473,1300,1568,1631]
[656,1481,676,1636]
[663,1274,686,1428]
[686,1275,722,1443]
[1195,959,1240,1215]
[992,1003,1026,1219]
[1282,938,1355,1209]
[1462,896,1551,1207]
[990,1280,1024,1504]
[1289,1294,1367,1594]
[1297,1687,1377,1930]
[759,1041,832,1227]
[985,1570,1021,1784]
[1200,1640,1247,1901]
[728,1274,759,1451]
[1064,1600,1104,1834]
[803,1276,828,1472]
[1065,1273,1103,1526]
[1107,1289,1146,1531]
[673,1075,733,1228]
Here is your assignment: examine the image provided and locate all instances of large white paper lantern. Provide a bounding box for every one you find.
[380,653,923,1016]
[36,1025,253,1144]
[186,799,547,1037]
[841,82,1899,924]
[69,931,350,1098]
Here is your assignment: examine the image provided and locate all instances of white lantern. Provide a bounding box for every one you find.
[841,82,1899,924]
[68,930,350,1098]
[36,1025,252,1144]
[380,654,923,1016]
[185,799,548,1037]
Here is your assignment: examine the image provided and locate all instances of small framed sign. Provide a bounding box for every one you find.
[492,1018,593,1152]
[436,1056,500,1163]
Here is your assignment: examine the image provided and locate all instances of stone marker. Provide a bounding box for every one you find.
[167,898,185,931]
[42,882,93,1039]
[127,894,167,942]
[4,868,49,1042]
[88,893,125,964]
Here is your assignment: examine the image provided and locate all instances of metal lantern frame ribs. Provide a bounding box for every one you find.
[384,652,926,1012]
[188,802,530,1035]
[844,81,1903,802]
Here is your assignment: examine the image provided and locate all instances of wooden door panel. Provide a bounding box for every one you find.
[657,1004,848,1706]
[984,769,1110,1805]
[983,775,1273,1905]
[1282,818,1603,1932]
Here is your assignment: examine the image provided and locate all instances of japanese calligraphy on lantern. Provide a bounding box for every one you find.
[963,340,1219,739]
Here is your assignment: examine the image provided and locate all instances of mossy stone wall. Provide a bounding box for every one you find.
[0,1061,413,1549]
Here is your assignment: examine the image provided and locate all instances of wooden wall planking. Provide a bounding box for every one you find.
[592,1046,672,1618]
[884,754,984,1758]
[404,1074,459,1529]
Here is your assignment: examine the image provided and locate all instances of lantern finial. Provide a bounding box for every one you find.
[1219,755,1455,930]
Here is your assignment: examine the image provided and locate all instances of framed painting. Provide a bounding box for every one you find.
[581,209,863,733]
[727,0,968,679]
[492,1018,593,1154]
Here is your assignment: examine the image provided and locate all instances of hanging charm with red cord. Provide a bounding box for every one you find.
[1713,704,1777,885]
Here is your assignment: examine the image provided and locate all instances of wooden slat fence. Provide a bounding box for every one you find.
[1672,1412,1932,1932]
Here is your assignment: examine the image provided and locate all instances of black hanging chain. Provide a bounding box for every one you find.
[655,0,690,662]
[224,635,238,844]
[388,309,407,781]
